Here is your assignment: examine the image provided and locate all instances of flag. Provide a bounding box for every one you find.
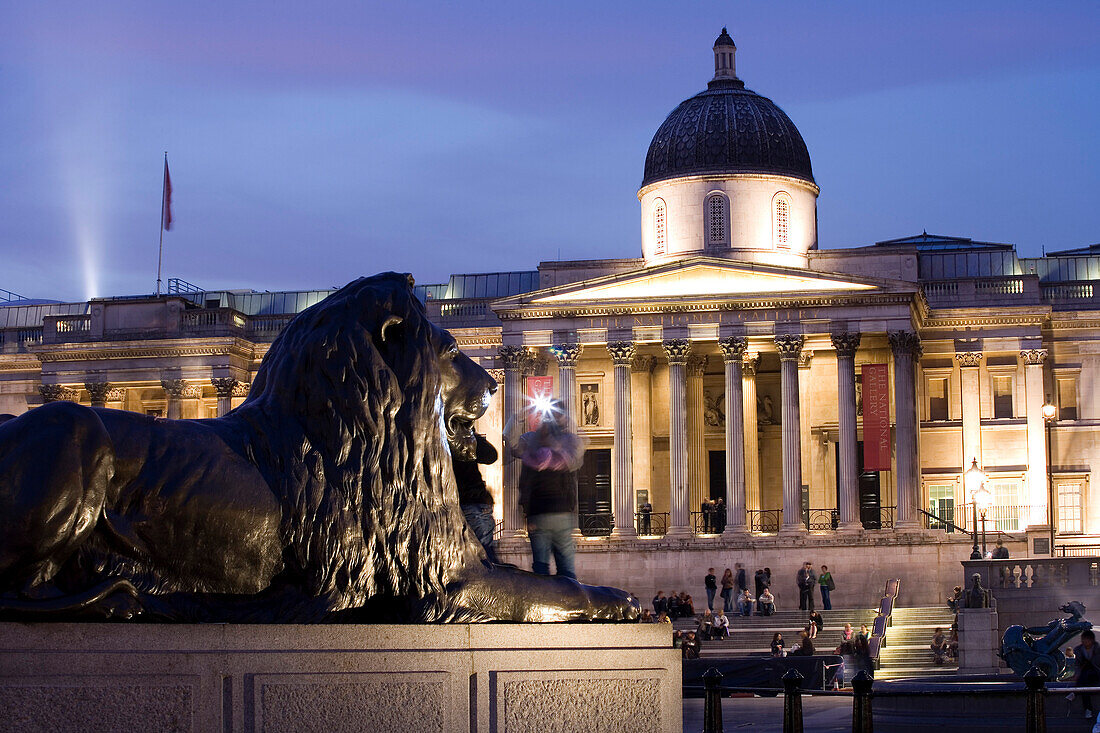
[162,156,173,231]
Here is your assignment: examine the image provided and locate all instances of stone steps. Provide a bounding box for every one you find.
[876,605,958,680]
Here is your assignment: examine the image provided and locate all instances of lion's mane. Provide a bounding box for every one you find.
[233,273,480,618]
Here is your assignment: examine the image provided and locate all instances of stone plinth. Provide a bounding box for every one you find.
[957,607,1003,675]
[0,622,680,733]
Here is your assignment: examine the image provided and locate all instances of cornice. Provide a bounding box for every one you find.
[0,354,42,372]
[31,337,256,364]
[923,308,1050,329]
[637,171,820,199]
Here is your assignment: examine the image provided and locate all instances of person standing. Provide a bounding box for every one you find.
[505,400,585,579]
[704,568,718,611]
[720,568,735,613]
[735,563,748,595]
[992,539,1010,559]
[453,433,500,563]
[797,562,817,611]
[653,591,668,617]
[818,565,835,611]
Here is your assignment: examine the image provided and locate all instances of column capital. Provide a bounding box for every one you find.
[686,354,708,377]
[718,336,748,363]
[955,351,983,368]
[106,387,126,402]
[486,368,505,383]
[742,353,760,376]
[888,330,923,358]
[39,384,78,403]
[663,338,691,365]
[211,377,238,399]
[797,350,814,369]
[830,332,861,358]
[549,343,582,366]
[1021,349,1048,366]
[773,334,804,361]
[606,341,636,366]
[498,345,528,370]
[630,354,657,374]
[161,378,187,398]
[84,381,112,404]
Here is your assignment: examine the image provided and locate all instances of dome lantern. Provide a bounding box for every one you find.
[713,27,737,81]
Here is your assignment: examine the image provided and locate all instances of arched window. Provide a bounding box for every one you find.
[773,193,791,248]
[706,193,728,246]
[654,199,667,255]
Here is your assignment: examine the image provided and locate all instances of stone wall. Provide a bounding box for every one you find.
[0,622,680,733]
[498,532,1027,612]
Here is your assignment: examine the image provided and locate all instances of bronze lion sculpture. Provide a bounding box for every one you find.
[0,273,638,623]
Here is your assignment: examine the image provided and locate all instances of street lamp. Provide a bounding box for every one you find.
[1043,401,1058,556]
[974,484,993,558]
[964,458,988,560]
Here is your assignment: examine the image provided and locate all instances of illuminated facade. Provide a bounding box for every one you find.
[2,30,1098,604]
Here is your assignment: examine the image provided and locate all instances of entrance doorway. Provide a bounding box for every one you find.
[577,449,611,535]
[835,440,882,529]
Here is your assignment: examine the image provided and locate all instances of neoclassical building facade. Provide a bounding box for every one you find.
[2,31,1097,606]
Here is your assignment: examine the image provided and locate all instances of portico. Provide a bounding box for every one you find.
[491,256,923,540]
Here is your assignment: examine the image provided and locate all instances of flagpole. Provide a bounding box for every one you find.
[156,152,167,297]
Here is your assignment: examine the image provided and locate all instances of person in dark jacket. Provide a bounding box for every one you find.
[505,400,585,579]
[1075,629,1100,716]
[453,433,499,563]
[735,563,748,594]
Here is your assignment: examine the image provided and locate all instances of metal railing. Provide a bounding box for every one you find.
[748,509,781,533]
[858,505,896,530]
[634,511,669,536]
[0,287,27,303]
[1056,544,1100,557]
[805,508,838,531]
[579,512,613,537]
[166,277,204,295]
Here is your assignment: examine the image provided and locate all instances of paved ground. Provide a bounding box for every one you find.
[683,695,852,732]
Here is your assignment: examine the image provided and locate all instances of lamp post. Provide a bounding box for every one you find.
[1043,401,1057,557]
[975,484,993,558]
[964,458,988,560]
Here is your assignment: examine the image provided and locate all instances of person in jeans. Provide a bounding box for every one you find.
[758,588,776,616]
[452,433,499,563]
[818,565,835,611]
[704,567,718,611]
[505,400,585,579]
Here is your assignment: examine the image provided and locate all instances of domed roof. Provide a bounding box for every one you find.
[641,78,815,189]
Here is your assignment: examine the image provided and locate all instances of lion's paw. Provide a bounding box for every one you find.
[584,584,641,621]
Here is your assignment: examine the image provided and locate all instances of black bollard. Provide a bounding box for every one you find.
[782,668,804,733]
[851,669,874,733]
[703,667,723,733]
[1024,666,1047,733]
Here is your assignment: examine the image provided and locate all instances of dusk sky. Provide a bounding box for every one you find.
[2,1,1098,302]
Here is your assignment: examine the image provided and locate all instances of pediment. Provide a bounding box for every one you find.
[494,257,911,309]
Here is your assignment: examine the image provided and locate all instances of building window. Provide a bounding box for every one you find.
[1058,377,1078,420]
[773,193,790,248]
[654,199,667,256]
[992,375,1014,418]
[1057,481,1083,534]
[706,193,728,246]
[928,377,949,421]
[988,479,1021,531]
[927,483,956,530]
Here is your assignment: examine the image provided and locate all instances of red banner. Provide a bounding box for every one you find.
[862,364,891,471]
[525,375,554,430]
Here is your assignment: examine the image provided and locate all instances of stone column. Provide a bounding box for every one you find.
[211,378,237,417]
[1022,349,1049,528]
[797,350,814,511]
[498,345,528,537]
[686,353,708,521]
[890,331,922,529]
[742,354,761,520]
[718,337,748,534]
[607,341,637,537]
[161,378,186,419]
[775,335,805,533]
[663,339,691,535]
[549,343,581,428]
[956,351,983,472]
[630,355,656,516]
[85,380,111,408]
[832,332,862,530]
